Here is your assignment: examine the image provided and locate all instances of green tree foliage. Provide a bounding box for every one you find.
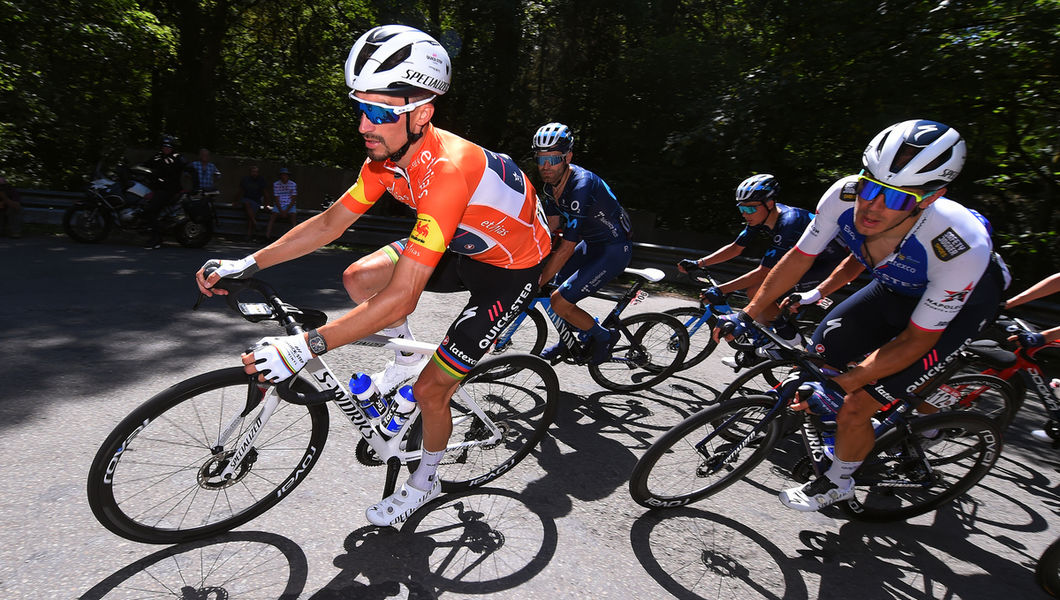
[1,0,1056,281]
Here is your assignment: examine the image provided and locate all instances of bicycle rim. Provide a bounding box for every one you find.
[841,412,1001,522]
[434,354,558,492]
[589,313,689,392]
[928,373,1022,429]
[630,395,784,508]
[663,306,717,370]
[87,367,329,544]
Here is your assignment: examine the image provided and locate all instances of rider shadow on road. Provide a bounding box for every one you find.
[628,476,1055,600]
[309,487,557,600]
[79,531,309,600]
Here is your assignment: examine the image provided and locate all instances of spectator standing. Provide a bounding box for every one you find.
[140,135,187,248]
[0,176,23,238]
[235,165,267,241]
[267,167,297,239]
[189,148,221,191]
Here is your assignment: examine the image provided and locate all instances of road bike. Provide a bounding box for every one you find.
[488,266,690,392]
[954,314,1060,438]
[86,276,559,544]
[663,266,832,371]
[712,347,1022,426]
[629,319,1003,522]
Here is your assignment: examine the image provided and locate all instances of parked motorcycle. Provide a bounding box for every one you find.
[63,163,216,248]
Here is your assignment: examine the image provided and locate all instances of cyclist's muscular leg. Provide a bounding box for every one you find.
[548,290,595,331]
[833,389,879,461]
[342,246,407,330]
[411,362,458,452]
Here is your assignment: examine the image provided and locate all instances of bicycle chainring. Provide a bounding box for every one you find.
[355,438,383,466]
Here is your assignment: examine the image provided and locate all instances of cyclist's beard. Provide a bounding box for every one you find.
[365,120,422,164]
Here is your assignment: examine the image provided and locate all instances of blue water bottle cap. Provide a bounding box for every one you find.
[349,372,372,395]
[398,385,416,403]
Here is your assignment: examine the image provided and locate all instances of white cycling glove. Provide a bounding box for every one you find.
[249,334,312,383]
[202,256,259,281]
[789,288,822,307]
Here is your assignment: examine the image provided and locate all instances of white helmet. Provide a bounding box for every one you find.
[345,25,451,96]
[862,119,966,190]
[532,122,574,153]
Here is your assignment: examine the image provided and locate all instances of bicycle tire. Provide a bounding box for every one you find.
[840,411,1002,522]
[663,306,718,371]
[490,306,548,356]
[86,367,329,544]
[713,357,812,405]
[1037,536,1060,597]
[407,353,558,492]
[589,312,690,392]
[927,373,1022,429]
[629,395,786,509]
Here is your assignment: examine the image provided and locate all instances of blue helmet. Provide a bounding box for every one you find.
[735,174,779,204]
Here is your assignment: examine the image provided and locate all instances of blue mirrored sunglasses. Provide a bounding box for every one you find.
[352,96,433,125]
[856,172,928,211]
[737,204,760,214]
[535,154,565,166]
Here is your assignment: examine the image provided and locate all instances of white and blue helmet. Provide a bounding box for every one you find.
[862,119,966,190]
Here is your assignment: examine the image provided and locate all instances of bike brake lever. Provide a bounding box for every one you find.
[193,292,208,310]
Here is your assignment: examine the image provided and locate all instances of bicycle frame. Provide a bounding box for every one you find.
[492,267,655,357]
[219,334,505,482]
[981,343,1060,418]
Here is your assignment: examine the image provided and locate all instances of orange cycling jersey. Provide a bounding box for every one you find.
[340,124,551,270]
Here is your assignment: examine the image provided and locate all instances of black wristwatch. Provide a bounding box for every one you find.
[307,329,328,355]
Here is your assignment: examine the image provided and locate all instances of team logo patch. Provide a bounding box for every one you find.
[940,282,974,303]
[815,344,826,354]
[931,228,970,261]
[409,214,447,252]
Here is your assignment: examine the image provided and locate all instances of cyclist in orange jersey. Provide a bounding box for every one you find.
[195,25,550,528]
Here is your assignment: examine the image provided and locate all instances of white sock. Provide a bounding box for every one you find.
[381,323,419,364]
[824,457,861,490]
[409,448,445,490]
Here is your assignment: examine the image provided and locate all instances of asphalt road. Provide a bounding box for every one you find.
[1,232,1057,599]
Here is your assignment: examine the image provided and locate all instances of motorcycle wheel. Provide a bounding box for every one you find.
[63,206,112,243]
[176,219,212,248]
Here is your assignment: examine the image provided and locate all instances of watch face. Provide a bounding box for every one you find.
[308,332,326,354]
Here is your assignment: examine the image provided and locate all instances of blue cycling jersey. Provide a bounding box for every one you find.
[797,175,996,331]
[734,202,846,271]
[542,164,632,245]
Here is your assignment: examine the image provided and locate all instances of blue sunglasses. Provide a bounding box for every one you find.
[535,154,565,166]
[737,204,761,214]
[352,96,433,125]
[856,172,929,211]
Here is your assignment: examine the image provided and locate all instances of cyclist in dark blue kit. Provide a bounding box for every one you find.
[533,122,633,365]
[678,174,856,348]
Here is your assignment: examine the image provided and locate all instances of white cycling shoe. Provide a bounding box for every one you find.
[779,477,854,512]
[366,478,441,528]
[372,356,428,396]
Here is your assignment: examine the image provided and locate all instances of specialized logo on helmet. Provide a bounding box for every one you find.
[404,69,450,93]
[912,123,940,142]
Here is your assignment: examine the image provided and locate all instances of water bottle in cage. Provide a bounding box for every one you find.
[349,373,385,419]
[382,385,418,438]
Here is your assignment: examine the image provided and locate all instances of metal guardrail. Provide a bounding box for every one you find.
[17,188,1060,326]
